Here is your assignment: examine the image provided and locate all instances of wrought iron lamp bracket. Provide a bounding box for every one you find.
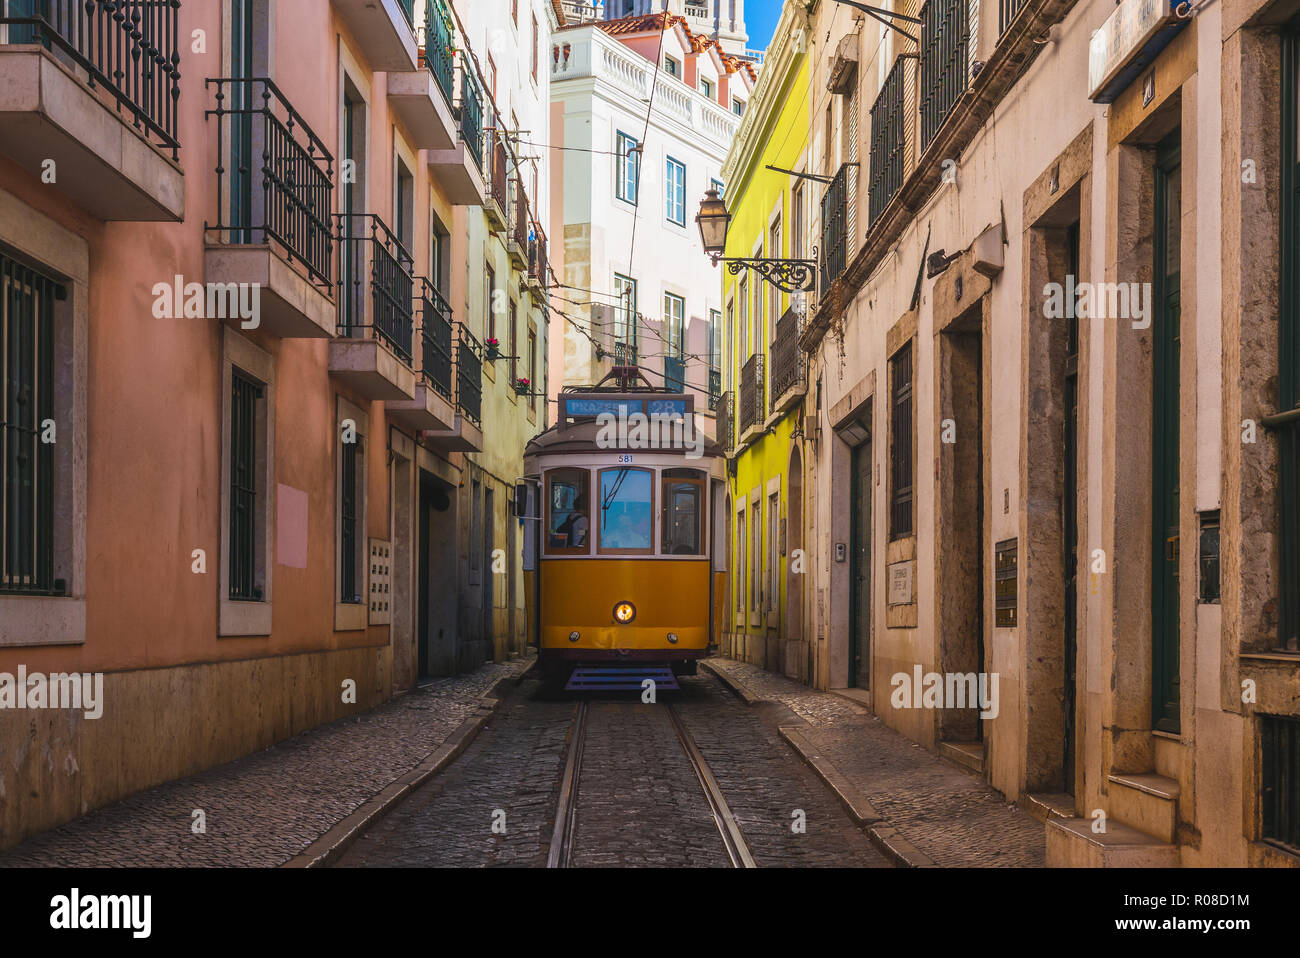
[709,247,819,294]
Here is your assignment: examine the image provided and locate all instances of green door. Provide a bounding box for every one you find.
[850,433,872,689]
[1152,134,1182,733]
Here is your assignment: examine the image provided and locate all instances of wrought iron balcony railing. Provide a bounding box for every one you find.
[513,176,531,252]
[769,308,804,413]
[1,0,182,157]
[456,57,485,170]
[613,340,638,366]
[528,221,548,287]
[488,129,510,216]
[715,390,734,453]
[920,0,969,149]
[456,325,483,426]
[739,353,765,434]
[206,76,334,287]
[394,0,413,28]
[335,212,415,364]
[820,164,849,296]
[417,278,454,401]
[708,368,722,411]
[999,0,1029,34]
[869,58,906,228]
[422,0,455,106]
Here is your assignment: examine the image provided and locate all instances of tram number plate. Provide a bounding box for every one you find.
[617,454,635,464]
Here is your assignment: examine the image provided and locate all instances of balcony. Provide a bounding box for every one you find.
[708,368,721,412]
[204,77,336,338]
[484,129,510,231]
[527,221,548,293]
[558,0,603,23]
[329,213,417,401]
[613,341,638,367]
[386,278,456,430]
[428,58,485,205]
[869,58,905,228]
[919,0,969,149]
[0,0,183,221]
[385,0,456,151]
[331,0,417,72]
[819,164,849,297]
[768,308,806,416]
[506,177,530,270]
[738,353,765,442]
[422,325,483,451]
[715,390,734,455]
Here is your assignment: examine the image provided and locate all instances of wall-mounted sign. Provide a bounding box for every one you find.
[1088,0,1187,104]
[887,561,914,606]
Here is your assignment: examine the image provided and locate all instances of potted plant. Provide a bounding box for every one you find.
[485,337,500,361]
[513,376,531,396]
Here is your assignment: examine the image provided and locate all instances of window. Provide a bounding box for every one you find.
[732,98,746,116]
[485,264,496,343]
[395,157,414,252]
[664,292,685,356]
[340,435,362,603]
[736,508,747,612]
[701,76,714,98]
[546,468,590,554]
[470,479,482,576]
[889,341,914,540]
[768,215,782,331]
[229,371,263,601]
[430,211,449,293]
[614,273,637,348]
[791,181,805,258]
[616,131,640,205]
[768,491,780,611]
[597,468,654,553]
[487,54,497,101]
[738,275,749,357]
[708,309,722,370]
[665,55,681,78]
[750,259,763,356]
[666,156,686,226]
[1261,714,1300,850]
[509,299,518,386]
[711,177,726,199]
[749,496,761,610]
[1279,27,1300,652]
[662,469,705,555]
[531,15,539,82]
[1,252,59,596]
[528,328,537,412]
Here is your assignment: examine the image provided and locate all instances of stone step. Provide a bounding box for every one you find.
[938,740,984,774]
[1024,791,1076,823]
[1046,815,1180,867]
[1107,772,1180,843]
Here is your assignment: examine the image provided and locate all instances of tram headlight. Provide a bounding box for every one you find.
[569,631,581,643]
[613,601,636,624]
[667,632,679,644]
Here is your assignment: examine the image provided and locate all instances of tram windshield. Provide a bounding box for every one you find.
[598,468,653,552]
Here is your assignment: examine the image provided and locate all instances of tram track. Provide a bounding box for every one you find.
[547,695,756,868]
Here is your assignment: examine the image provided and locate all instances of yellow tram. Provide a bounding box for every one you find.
[518,376,727,691]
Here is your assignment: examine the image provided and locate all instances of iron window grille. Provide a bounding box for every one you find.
[889,341,914,540]
[0,251,61,596]
[919,0,969,149]
[418,278,454,401]
[716,390,735,452]
[0,0,182,158]
[335,212,415,364]
[869,57,906,227]
[340,436,362,604]
[206,76,334,287]
[999,0,1028,35]
[229,370,262,601]
[1261,714,1300,852]
[739,353,765,433]
[820,164,849,295]
[708,367,722,411]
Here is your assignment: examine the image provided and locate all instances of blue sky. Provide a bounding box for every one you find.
[746,0,783,52]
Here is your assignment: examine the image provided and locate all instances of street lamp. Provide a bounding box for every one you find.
[695,188,818,294]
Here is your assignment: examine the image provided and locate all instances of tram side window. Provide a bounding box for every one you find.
[662,469,704,555]
[598,468,654,553]
[547,468,590,554]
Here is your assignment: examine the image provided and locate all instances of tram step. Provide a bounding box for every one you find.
[565,666,680,692]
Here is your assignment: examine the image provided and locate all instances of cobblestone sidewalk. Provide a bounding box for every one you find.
[0,659,529,867]
[705,658,1046,867]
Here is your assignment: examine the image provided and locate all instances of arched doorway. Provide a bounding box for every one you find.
[786,445,804,681]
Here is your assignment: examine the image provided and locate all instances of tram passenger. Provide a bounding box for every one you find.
[550,493,589,548]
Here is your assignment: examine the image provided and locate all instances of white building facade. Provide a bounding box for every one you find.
[548,12,753,420]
